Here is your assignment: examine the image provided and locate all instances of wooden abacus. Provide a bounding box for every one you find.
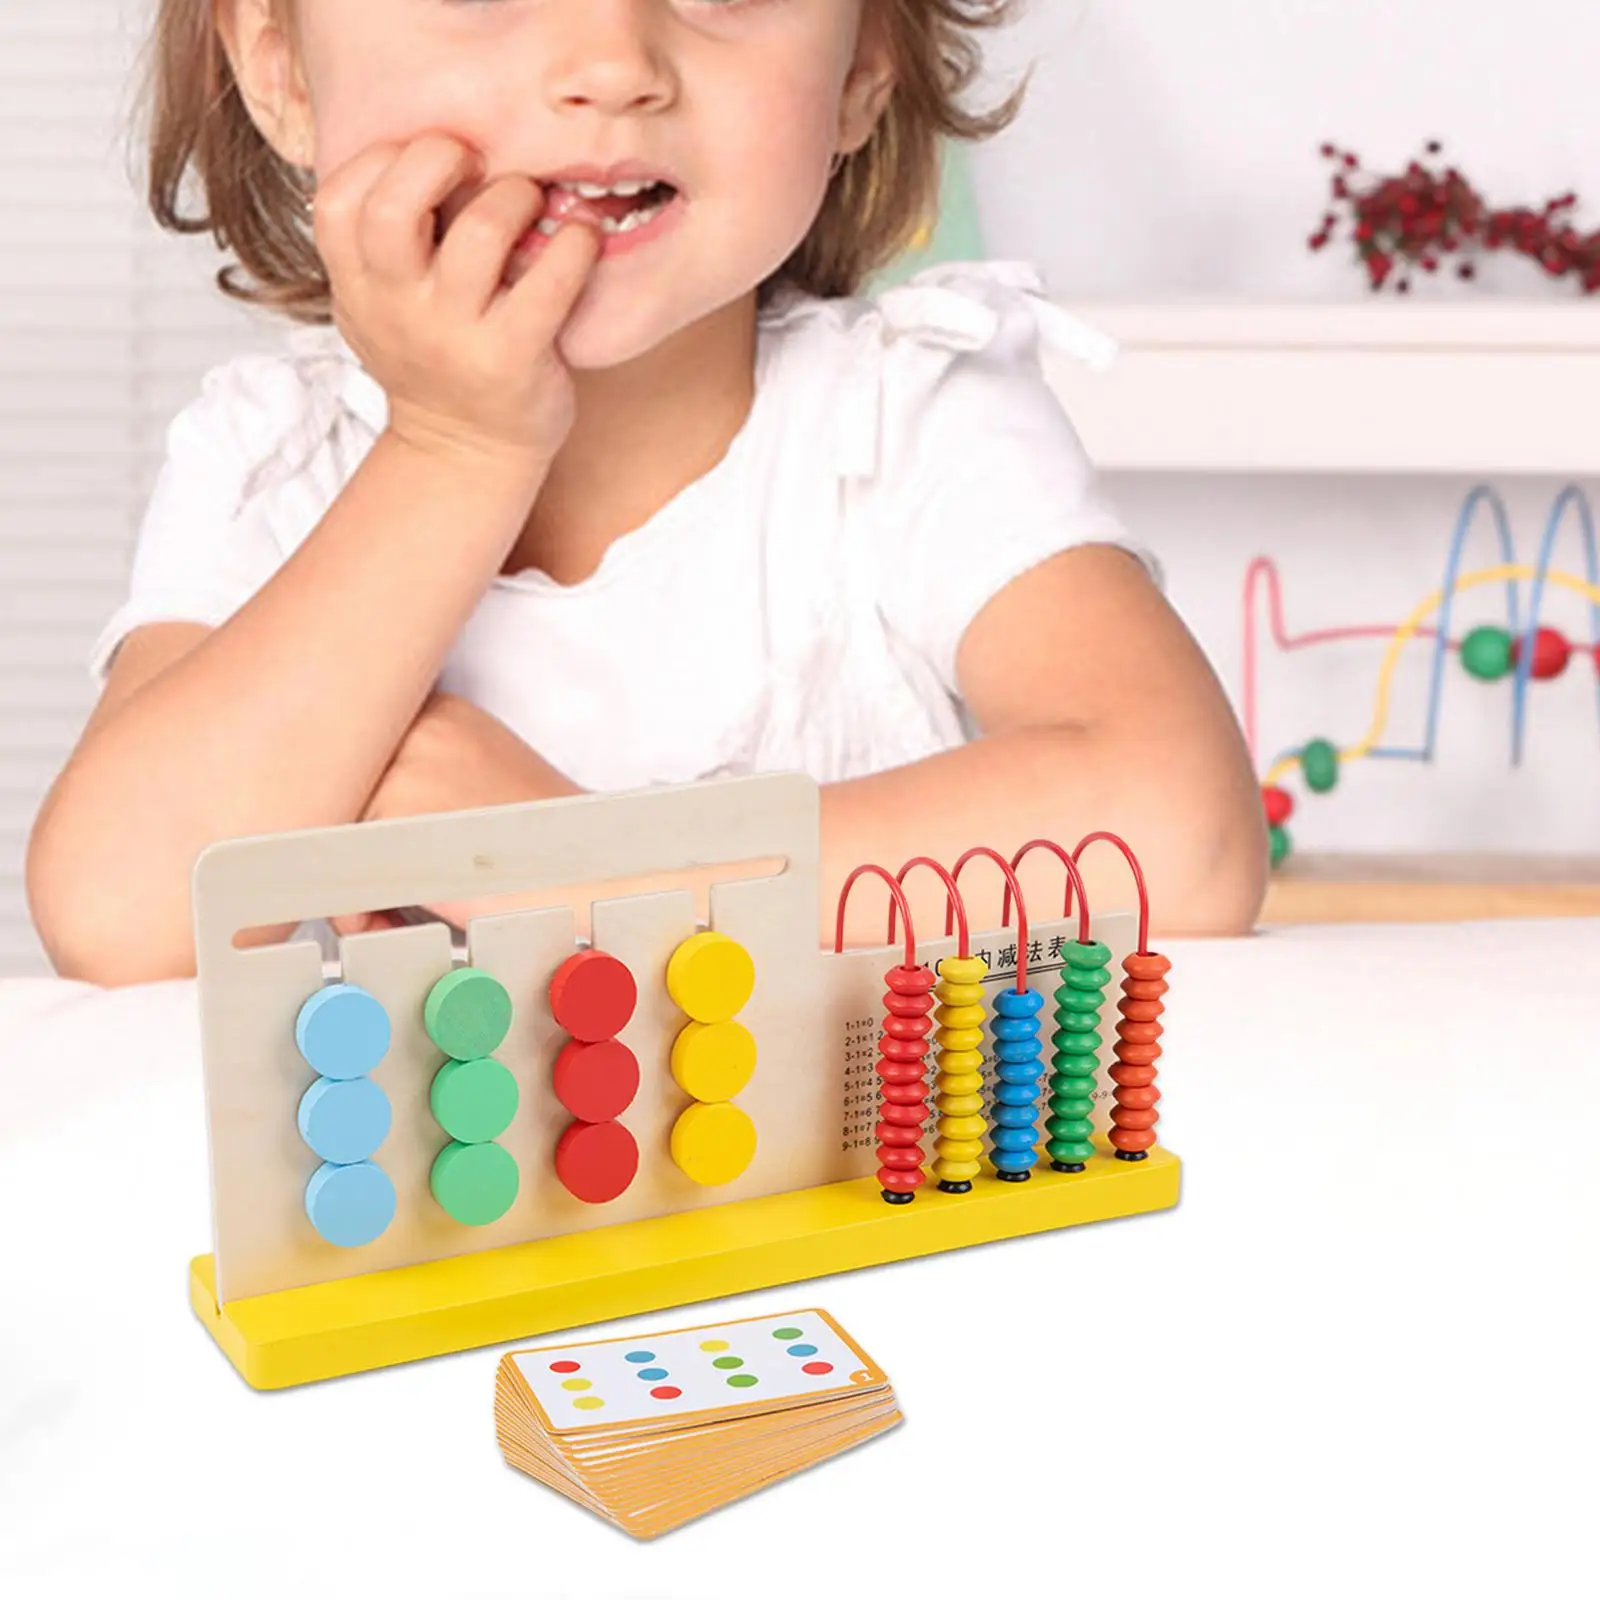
[188,772,1180,1389]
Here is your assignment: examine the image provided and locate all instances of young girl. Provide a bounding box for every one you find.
[27,0,1265,987]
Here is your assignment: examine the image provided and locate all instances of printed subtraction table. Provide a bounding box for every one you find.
[494,1308,900,1538]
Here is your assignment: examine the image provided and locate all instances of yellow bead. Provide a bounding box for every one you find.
[666,931,756,1024]
[937,1002,987,1030]
[938,1051,984,1076]
[670,1102,758,1186]
[934,1154,982,1182]
[670,1019,757,1102]
[942,1114,986,1141]
[939,957,988,985]
[938,1092,985,1117]
[940,1027,985,1054]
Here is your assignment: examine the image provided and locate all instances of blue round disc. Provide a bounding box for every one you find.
[298,1075,393,1165]
[304,1160,396,1248]
[295,983,391,1079]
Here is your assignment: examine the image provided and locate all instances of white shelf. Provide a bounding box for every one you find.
[1042,301,1600,476]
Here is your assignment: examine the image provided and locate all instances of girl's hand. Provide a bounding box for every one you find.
[312,131,604,470]
[361,690,582,826]
[328,692,583,938]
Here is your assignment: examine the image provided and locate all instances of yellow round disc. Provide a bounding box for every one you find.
[670,1102,758,1187]
[671,1020,757,1103]
[666,931,756,1024]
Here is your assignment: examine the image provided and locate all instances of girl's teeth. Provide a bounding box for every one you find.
[563,178,655,198]
[532,193,670,238]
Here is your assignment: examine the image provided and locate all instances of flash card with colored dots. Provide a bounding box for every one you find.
[495,1309,901,1538]
[505,1309,883,1433]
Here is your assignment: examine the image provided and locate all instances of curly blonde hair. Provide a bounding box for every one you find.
[133,0,1028,325]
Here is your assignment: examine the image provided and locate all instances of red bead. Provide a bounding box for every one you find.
[1510,626,1572,681]
[552,1037,640,1123]
[1261,785,1294,827]
[554,1119,639,1204]
[549,950,637,1042]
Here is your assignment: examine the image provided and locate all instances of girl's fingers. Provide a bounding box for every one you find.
[432,175,549,317]
[311,140,405,297]
[491,215,604,349]
[358,133,486,285]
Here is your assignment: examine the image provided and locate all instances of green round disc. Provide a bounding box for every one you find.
[1269,823,1293,867]
[424,967,513,1061]
[430,1139,519,1226]
[430,1056,519,1144]
[1461,624,1513,682]
[1300,738,1340,795]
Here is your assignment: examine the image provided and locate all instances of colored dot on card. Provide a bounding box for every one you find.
[700,1339,730,1352]
[651,1386,682,1400]
[712,1356,743,1370]
[726,1374,759,1389]
[561,1379,592,1391]
[638,1368,669,1381]
[787,1344,818,1358]
[573,1397,605,1411]
[772,1327,804,1341]
[550,1360,580,1373]
[624,1350,655,1364]
[802,1362,833,1375]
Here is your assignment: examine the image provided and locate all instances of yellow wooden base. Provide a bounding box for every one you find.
[190,1145,1180,1389]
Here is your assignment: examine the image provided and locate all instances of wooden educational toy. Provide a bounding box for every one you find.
[1249,482,1600,922]
[188,772,1179,1389]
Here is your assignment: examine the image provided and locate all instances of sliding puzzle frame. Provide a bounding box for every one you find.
[188,773,1181,1389]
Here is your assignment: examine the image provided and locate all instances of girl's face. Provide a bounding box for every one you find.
[279,0,892,368]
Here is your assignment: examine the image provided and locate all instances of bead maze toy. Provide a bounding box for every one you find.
[1246,482,1600,921]
[187,772,1177,1389]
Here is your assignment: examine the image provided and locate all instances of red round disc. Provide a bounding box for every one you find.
[549,950,637,1042]
[554,1119,639,1205]
[552,1037,640,1122]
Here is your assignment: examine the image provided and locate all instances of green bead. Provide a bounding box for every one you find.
[1064,939,1111,971]
[430,1056,519,1144]
[1048,1138,1096,1166]
[1300,737,1340,795]
[1053,1029,1103,1058]
[1461,624,1513,682]
[1062,965,1112,993]
[1269,824,1292,868]
[430,1139,519,1226]
[1053,988,1103,1016]
[424,967,513,1061]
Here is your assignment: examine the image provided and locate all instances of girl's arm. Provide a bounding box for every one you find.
[822,543,1268,946]
[26,432,547,987]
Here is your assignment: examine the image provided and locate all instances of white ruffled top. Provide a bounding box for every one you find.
[92,261,1142,791]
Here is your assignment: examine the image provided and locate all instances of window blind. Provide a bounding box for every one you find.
[0,2,275,976]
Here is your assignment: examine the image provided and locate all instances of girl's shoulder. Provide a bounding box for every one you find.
[165,322,383,506]
[755,260,1115,484]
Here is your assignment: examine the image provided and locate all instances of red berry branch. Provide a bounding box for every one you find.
[1309,140,1600,295]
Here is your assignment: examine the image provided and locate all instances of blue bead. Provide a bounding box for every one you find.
[993,1081,1037,1106]
[298,1075,392,1164]
[304,1160,396,1248]
[992,1148,1037,1171]
[991,1015,1041,1042]
[295,983,391,1080]
[995,1039,1043,1065]
[993,987,1044,1016]
[992,1105,1038,1132]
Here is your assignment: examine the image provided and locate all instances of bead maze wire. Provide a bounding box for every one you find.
[1244,483,1600,862]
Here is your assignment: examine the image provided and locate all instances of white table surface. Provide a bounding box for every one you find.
[2,918,1596,1598]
